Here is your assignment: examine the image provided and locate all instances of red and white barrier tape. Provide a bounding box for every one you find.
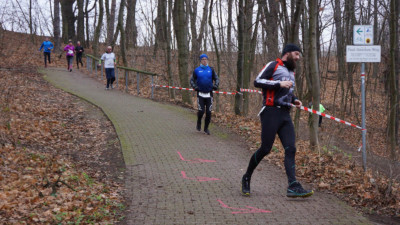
[292,104,365,130]
[153,84,237,95]
[154,84,194,91]
[240,88,262,94]
[153,84,363,130]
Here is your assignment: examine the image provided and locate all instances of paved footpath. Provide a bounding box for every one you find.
[43,68,372,225]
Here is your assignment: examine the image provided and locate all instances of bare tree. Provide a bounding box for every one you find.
[308,0,320,151]
[77,0,85,44]
[60,0,76,42]
[85,0,97,47]
[235,0,245,115]
[105,0,116,45]
[209,0,220,111]
[188,0,209,69]
[53,0,61,51]
[235,0,259,116]
[173,0,191,104]
[227,0,233,52]
[258,0,279,62]
[125,0,138,48]
[388,0,398,158]
[92,0,104,56]
[116,0,127,66]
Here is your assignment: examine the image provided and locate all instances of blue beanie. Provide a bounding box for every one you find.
[199,54,208,60]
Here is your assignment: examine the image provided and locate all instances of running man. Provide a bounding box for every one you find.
[241,44,314,198]
[39,37,53,68]
[63,40,75,72]
[100,46,116,90]
[190,54,219,135]
[75,41,84,69]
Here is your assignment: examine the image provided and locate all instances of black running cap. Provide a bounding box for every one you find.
[282,44,302,56]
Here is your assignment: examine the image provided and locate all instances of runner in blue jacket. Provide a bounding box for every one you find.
[190,54,219,135]
[39,37,54,67]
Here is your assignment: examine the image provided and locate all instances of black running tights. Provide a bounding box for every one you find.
[197,96,213,130]
[43,52,51,66]
[245,107,297,184]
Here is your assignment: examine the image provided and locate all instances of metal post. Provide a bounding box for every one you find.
[136,72,140,95]
[115,68,118,88]
[101,61,104,80]
[95,59,98,77]
[125,71,128,92]
[151,76,154,99]
[361,62,367,171]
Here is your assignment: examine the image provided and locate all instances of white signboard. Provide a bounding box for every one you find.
[346,45,381,62]
[354,25,373,45]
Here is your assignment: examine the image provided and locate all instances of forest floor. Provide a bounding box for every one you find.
[0,30,399,224]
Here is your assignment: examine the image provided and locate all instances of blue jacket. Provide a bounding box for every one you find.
[190,65,219,93]
[39,41,54,53]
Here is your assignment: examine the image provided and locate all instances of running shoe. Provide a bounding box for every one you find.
[241,174,251,196]
[204,129,210,135]
[196,122,201,131]
[287,181,314,198]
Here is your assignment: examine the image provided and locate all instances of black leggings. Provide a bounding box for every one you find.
[245,107,297,185]
[76,54,83,67]
[43,52,51,66]
[197,96,213,130]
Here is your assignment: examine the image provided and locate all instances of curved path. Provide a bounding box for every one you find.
[42,68,371,224]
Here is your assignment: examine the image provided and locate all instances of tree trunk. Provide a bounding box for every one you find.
[288,0,303,44]
[60,0,76,42]
[235,0,245,115]
[209,0,220,112]
[166,0,174,99]
[227,0,233,52]
[105,0,116,45]
[189,0,209,69]
[29,0,33,43]
[125,0,138,48]
[258,0,279,61]
[117,0,127,66]
[372,0,379,78]
[388,0,398,158]
[308,0,320,151]
[173,0,191,104]
[53,0,61,52]
[85,0,90,47]
[155,0,168,54]
[241,0,257,116]
[93,0,104,56]
[77,0,85,45]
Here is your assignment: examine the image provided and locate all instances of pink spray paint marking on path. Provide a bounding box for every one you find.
[217,199,272,214]
[177,151,216,163]
[181,171,220,182]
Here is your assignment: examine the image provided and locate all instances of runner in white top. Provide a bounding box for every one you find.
[100,46,116,90]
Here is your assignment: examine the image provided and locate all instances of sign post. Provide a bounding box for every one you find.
[347,25,380,172]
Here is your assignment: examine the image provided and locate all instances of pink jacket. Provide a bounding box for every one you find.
[64,45,75,57]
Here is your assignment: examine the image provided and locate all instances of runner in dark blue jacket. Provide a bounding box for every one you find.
[241,44,314,198]
[190,54,219,135]
[39,37,53,67]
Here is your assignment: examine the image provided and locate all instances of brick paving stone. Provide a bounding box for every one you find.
[43,68,373,225]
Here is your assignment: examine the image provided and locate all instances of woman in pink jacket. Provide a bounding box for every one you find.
[64,40,75,72]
